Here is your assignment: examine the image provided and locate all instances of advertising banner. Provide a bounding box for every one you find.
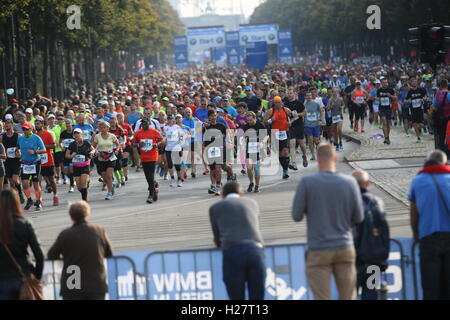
[239,24,279,46]
[225,31,242,66]
[246,41,268,70]
[187,27,226,50]
[278,29,294,64]
[173,36,188,69]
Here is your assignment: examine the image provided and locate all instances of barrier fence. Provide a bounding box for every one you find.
[41,238,423,300]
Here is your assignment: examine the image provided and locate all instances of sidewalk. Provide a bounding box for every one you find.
[343,118,435,162]
[341,116,435,207]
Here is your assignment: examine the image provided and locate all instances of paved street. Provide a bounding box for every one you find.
[31,134,413,255]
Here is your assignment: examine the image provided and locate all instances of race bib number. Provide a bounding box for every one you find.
[82,130,91,140]
[73,155,86,163]
[373,100,380,108]
[119,137,124,145]
[306,113,317,122]
[23,164,36,174]
[380,97,390,106]
[167,131,179,142]
[356,97,364,104]
[275,131,288,141]
[7,147,16,158]
[62,139,74,148]
[412,99,422,109]
[141,139,153,152]
[40,153,48,165]
[248,142,259,154]
[208,147,221,159]
[332,115,342,124]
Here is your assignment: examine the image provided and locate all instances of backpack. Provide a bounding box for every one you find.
[355,194,390,266]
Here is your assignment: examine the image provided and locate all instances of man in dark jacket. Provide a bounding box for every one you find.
[48,201,113,300]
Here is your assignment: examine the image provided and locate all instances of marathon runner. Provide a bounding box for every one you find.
[134,117,165,203]
[304,92,324,161]
[351,81,369,133]
[377,78,397,145]
[35,117,59,206]
[406,78,427,143]
[182,107,201,178]
[0,142,5,190]
[109,115,126,188]
[263,96,292,179]
[243,111,268,193]
[0,117,25,203]
[60,119,76,192]
[398,82,412,137]
[327,88,345,151]
[117,113,133,182]
[163,114,187,187]
[16,122,46,211]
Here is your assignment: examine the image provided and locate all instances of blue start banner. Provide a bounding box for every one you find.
[225,31,242,66]
[239,24,279,46]
[246,41,268,70]
[187,27,226,50]
[173,36,188,69]
[278,29,294,64]
[41,238,424,300]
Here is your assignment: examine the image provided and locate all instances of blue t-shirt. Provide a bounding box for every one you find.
[195,108,209,123]
[182,118,202,142]
[398,90,410,109]
[226,106,238,119]
[74,124,94,141]
[17,134,45,163]
[408,173,450,239]
[217,116,229,129]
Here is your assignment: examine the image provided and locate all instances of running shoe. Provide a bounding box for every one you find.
[254,186,260,193]
[164,174,169,180]
[136,166,141,172]
[69,186,75,193]
[46,185,52,193]
[383,139,388,144]
[208,185,216,194]
[159,170,164,178]
[34,200,43,211]
[125,176,128,182]
[170,179,176,187]
[98,177,104,183]
[405,133,411,137]
[177,179,183,187]
[350,123,354,129]
[146,194,153,204]
[191,171,196,178]
[115,182,121,189]
[416,138,421,143]
[105,192,113,200]
[282,170,290,180]
[289,162,298,171]
[310,156,316,161]
[241,169,246,175]
[361,128,365,133]
[386,138,391,145]
[336,145,340,151]
[354,124,359,132]
[153,183,159,202]
[19,192,26,204]
[24,198,34,210]
[339,144,344,151]
[121,177,126,186]
[53,195,59,206]
[302,155,308,168]
[63,177,68,185]
[247,183,254,193]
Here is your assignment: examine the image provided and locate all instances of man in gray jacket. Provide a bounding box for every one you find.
[209,181,266,300]
[292,143,364,300]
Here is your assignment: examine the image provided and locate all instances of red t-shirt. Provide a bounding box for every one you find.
[110,128,127,149]
[189,104,197,114]
[121,123,133,147]
[134,129,163,162]
[37,130,55,167]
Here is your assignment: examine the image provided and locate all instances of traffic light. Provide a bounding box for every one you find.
[408,24,450,69]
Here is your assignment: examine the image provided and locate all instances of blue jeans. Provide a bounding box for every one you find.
[0,277,22,300]
[222,245,266,300]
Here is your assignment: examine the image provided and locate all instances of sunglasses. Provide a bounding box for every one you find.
[22,127,31,131]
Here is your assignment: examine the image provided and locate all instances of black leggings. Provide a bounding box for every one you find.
[354,104,367,122]
[165,151,181,172]
[348,101,355,124]
[142,161,156,194]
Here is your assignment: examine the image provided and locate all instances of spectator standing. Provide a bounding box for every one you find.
[408,150,450,300]
[209,182,266,300]
[0,189,44,300]
[47,201,113,300]
[292,143,364,300]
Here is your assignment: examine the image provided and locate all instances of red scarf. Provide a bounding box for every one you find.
[418,164,450,175]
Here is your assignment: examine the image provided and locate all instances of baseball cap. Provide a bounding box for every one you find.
[273,96,282,103]
[216,108,224,113]
[245,86,252,91]
[175,114,183,118]
[47,114,55,119]
[5,114,13,121]
[162,97,170,102]
[21,122,33,130]
[73,128,83,134]
[34,116,44,122]
[25,108,33,113]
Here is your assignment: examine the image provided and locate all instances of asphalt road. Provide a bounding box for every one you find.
[30,139,412,254]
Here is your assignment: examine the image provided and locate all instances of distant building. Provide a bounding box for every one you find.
[182,13,246,31]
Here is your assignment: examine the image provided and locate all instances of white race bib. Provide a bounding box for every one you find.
[82,130,91,140]
[40,153,48,165]
[141,139,153,152]
[167,131,179,142]
[380,97,390,106]
[73,155,86,163]
[412,99,422,109]
[7,147,16,158]
[306,113,317,122]
[208,147,221,159]
[355,97,364,104]
[248,142,259,154]
[332,115,342,124]
[275,131,288,141]
[373,100,380,107]
[23,164,36,174]
[62,139,74,148]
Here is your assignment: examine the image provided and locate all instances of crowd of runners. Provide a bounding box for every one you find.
[0,61,449,209]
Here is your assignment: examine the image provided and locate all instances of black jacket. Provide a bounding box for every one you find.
[0,215,44,280]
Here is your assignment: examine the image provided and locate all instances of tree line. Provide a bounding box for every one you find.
[0,0,183,102]
[250,0,450,61]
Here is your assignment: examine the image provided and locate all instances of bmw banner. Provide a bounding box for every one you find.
[225,31,242,66]
[239,24,279,46]
[173,36,188,69]
[278,30,294,64]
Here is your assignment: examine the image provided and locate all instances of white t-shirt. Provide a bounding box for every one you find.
[164,125,185,152]
[314,97,326,123]
[134,118,160,132]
